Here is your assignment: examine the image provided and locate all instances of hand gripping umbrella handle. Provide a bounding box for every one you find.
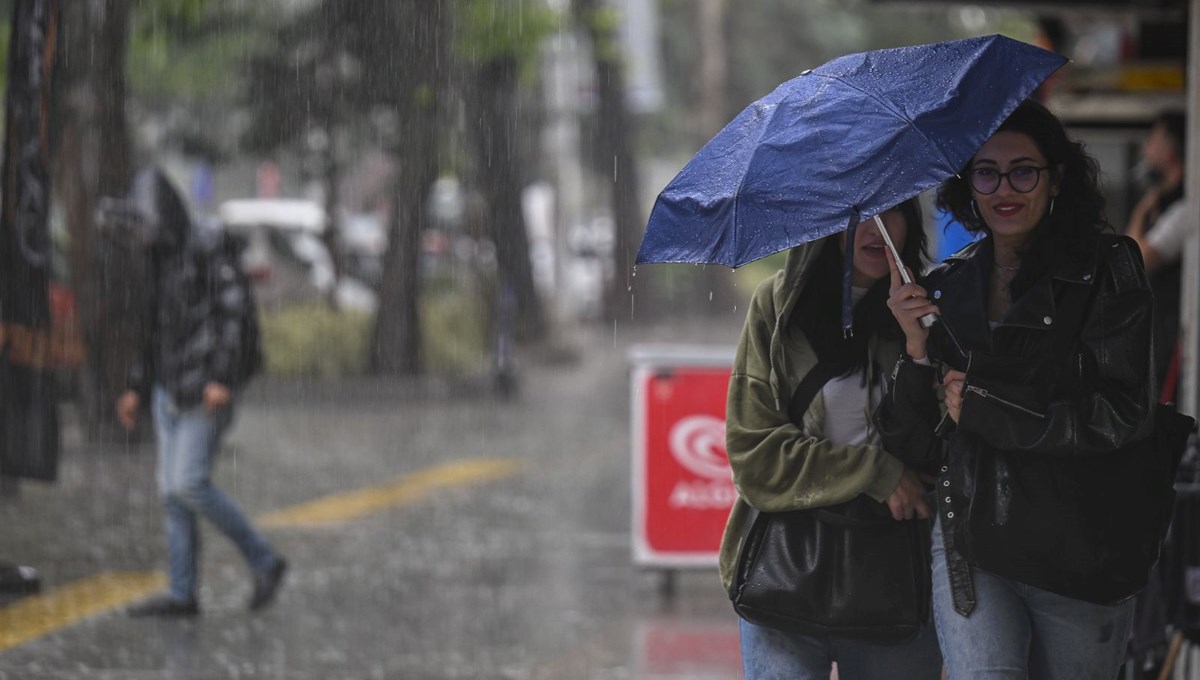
[872,215,937,329]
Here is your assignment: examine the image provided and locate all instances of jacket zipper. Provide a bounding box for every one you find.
[965,385,1046,419]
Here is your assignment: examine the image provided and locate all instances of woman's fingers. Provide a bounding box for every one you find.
[887,280,938,359]
[888,281,927,302]
[888,283,940,328]
[943,370,965,423]
[887,469,934,521]
[891,297,940,317]
[888,283,937,314]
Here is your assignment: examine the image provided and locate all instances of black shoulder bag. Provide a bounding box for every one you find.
[728,362,932,642]
[965,261,1195,604]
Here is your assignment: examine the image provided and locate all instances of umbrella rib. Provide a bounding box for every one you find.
[813,73,959,176]
[730,96,790,266]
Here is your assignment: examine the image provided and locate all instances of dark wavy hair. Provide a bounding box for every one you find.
[935,99,1111,298]
[792,197,927,379]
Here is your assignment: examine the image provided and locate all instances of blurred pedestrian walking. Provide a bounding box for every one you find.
[107,167,286,617]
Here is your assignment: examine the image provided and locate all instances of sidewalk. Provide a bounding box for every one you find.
[0,315,747,679]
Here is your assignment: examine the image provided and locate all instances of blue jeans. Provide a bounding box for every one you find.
[931,518,1134,680]
[740,618,942,680]
[152,386,277,601]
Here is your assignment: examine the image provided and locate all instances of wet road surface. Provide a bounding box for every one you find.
[0,318,746,679]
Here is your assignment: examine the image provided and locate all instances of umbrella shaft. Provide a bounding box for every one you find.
[872,215,936,329]
[873,215,910,285]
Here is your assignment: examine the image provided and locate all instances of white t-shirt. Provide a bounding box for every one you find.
[821,373,880,447]
[820,286,882,447]
[1147,201,1193,263]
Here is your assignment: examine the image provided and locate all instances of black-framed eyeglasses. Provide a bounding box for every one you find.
[969,166,1048,195]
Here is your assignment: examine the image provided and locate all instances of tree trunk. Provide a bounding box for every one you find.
[472,57,546,342]
[697,0,728,141]
[368,0,447,375]
[575,0,645,324]
[51,0,135,440]
[369,152,427,375]
[320,127,343,310]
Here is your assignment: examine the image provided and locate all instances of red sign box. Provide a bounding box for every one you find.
[630,346,736,566]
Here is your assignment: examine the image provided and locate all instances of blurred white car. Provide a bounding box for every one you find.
[340,212,387,288]
[217,199,377,313]
[563,216,614,320]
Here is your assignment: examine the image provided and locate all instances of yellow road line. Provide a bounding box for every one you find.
[0,572,166,650]
[256,457,521,528]
[0,457,520,652]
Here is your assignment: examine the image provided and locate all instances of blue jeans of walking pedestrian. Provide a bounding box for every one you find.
[740,618,942,680]
[931,518,1134,679]
[152,386,276,601]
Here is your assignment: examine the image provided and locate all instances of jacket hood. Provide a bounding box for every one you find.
[766,236,831,408]
[128,166,193,255]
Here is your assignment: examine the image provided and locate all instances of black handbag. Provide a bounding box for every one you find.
[727,362,933,642]
[968,404,1191,604]
[966,268,1194,604]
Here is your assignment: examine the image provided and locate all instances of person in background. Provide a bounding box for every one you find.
[721,198,942,680]
[1125,110,1189,402]
[111,167,287,617]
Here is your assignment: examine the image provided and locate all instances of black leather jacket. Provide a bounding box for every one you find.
[127,228,250,408]
[877,232,1155,614]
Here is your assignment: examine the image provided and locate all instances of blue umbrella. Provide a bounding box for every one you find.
[636,34,1068,269]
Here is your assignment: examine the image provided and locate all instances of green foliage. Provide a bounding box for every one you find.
[128,2,273,101]
[421,287,489,375]
[236,2,407,155]
[124,1,280,159]
[131,0,205,32]
[414,84,436,110]
[261,304,373,379]
[259,289,489,379]
[732,252,787,307]
[581,5,623,66]
[128,24,264,103]
[456,0,557,76]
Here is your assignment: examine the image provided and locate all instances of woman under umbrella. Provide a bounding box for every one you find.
[721,198,943,679]
[881,99,1156,678]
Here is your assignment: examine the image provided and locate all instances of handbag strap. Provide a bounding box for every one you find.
[728,360,839,599]
[788,360,839,427]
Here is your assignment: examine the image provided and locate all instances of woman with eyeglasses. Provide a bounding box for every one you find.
[876,99,1156,678]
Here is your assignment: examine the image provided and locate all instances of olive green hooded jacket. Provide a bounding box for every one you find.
[718,237,907,592]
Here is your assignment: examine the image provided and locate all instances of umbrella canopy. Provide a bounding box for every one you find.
[637,34,1068,268]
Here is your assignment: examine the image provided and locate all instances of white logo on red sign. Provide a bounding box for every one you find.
[669,415,730,480]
